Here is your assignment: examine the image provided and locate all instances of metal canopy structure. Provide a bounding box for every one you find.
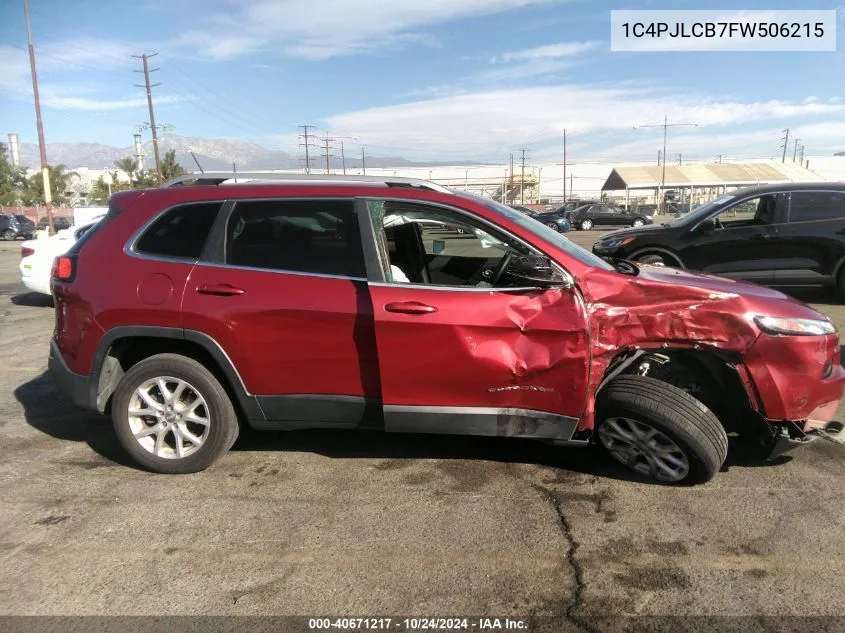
[601,161,824,192]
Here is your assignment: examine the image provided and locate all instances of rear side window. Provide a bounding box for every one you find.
[226,199,366,278]
[788,192,845,223]
[135,202,223,260]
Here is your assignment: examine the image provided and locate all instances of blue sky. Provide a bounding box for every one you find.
[0,0,843,163]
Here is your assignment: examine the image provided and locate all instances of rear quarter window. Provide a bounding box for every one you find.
[788,191,845,223]
[135,202,224,260]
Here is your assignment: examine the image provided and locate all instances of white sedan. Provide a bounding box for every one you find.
[19,220,101,296]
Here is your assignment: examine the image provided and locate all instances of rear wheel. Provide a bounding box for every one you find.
[111,353,239,474]
[579,219,593,230]
[596,375,728,484]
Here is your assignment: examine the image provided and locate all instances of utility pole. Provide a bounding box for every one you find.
[133,53,162,183]
[23,0,54,234]
[562,129,567,202]
[799,145,805,164]
[780,128,790,163]
[518,158,523,204]
[361,147,366,175]
[298,125,317,173]
[657,150,662,166]
[320,134,336,174]
[677,153,682,165]
[634,115,697,213]
[717,154,723,164]
[341,142,346,175]
[793,138,800,162]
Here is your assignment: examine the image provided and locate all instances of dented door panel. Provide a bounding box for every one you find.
[369,284,590,439]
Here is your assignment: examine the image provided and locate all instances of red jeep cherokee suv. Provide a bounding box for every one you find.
[48,173,845,484]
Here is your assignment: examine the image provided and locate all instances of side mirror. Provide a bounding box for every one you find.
[698,219,716,232]
[505,254,568,288]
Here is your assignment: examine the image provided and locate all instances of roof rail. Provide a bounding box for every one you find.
[160,172,454,194]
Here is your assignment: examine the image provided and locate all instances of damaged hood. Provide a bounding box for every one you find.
[633,264,823,318]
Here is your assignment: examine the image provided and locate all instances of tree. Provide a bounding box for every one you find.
[114,157,139,178]
[0,143,29,206]
[87,171,131,205]
[160,149,187,181]
[26,164,78,206]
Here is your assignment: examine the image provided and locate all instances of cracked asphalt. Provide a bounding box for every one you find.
[0,232,843,632]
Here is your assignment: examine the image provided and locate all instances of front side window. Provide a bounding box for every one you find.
[707,194,784,230]
[226,199,366,278]
[135,202,223,259]
[367,199,565,288]
[788,191,845,223]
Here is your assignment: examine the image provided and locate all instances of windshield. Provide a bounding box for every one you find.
[455,192,614,271]
[665,195,736,226]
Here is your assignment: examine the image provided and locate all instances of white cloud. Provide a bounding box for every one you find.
[40,95,184,111]
[323,84,845,159]
[495,40,600,63]
[175,0,566,60]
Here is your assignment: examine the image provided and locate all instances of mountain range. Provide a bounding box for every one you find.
[15,135,487,171]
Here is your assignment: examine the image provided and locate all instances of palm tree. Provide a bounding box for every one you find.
[114,157,139,179]
[26,164,78,206]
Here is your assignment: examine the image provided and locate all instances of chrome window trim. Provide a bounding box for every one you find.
[359,196,575,289]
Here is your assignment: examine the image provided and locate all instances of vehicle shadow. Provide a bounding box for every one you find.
[11,292,53,308]
[15,370,797,483]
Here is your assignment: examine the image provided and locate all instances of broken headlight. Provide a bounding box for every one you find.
[753,316,837,336]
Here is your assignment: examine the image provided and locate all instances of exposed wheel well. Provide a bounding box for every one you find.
[629,247,684,268]
[95,336,248,424]
[600,348,766,437]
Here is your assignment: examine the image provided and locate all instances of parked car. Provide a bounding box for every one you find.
[568,204,653,230]
[592,184,845,295]
[49,174,843,484]
[0,214,36,240]
[20,220,102,295]
[37,216,74,232]
[529,208,572,232]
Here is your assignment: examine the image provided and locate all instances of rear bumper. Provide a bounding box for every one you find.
[48,338,92,409]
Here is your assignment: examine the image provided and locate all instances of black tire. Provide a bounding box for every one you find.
[632,250,683,268]
[835,268,845,301]
[1,230,15,241]
[111,353,239,474]
[579,219,593,230]
[546,221,559,232]
[596,375,728,484]
[632,218,645,227]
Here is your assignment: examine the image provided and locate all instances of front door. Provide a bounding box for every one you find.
[360,198,590,442]
[680,193,787,284]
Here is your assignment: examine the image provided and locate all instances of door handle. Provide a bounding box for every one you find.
[384,301,438,315]
[197,283,245,296]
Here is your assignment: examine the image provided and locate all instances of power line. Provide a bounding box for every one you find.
[133,52,162,183]
[320,134,337,174]
[634,115,698,212]
[780,128,790,163]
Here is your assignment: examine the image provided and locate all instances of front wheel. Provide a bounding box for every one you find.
[596,375,728,484]
[632,218,645,227]
[111,353,240,474]
[546,221,559,232]
[1,230,15,241]
[579,219,593,230]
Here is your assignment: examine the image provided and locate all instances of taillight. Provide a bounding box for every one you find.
[21,246,34,258]
[52,255,76,282]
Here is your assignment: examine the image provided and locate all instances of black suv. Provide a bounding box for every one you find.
[37,216,73,232]
[592,183,845,293]
[569,204,652,231]
[0,214,36,240]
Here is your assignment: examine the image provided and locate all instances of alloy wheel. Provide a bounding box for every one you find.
[598,416,690,482]
[632,219,644,227]
[127,376,211,459]
[546,222,558,231]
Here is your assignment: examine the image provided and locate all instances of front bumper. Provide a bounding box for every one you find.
[48,338,92,409]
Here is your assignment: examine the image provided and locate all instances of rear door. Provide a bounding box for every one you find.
[181,197,380,427]
[360,197,590,442]
[774,190,845,286]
